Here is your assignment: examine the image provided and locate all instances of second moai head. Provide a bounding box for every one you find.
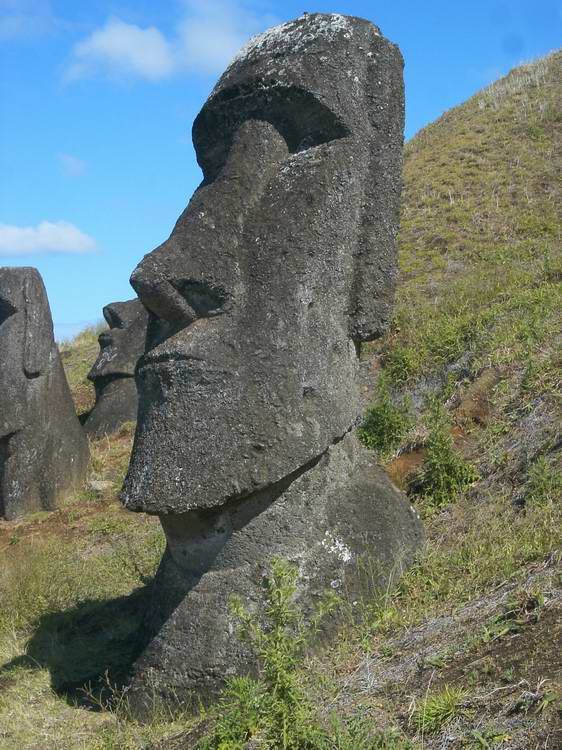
[0,267,90,520]
[84,299,148,437]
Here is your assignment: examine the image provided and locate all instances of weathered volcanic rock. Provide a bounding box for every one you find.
[84,299,148,436]
[121,12,423,708]
[0,267,90,520]
[127,432,423,713]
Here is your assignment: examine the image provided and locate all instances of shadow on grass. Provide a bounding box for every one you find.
[0,585,153,710]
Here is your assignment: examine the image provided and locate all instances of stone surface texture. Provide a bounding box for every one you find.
[84,299,148,436]
[120,12,423,709]
[0,267,90,520]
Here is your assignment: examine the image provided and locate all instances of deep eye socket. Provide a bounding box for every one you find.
[0,298,16,328]
[193,80,349,182]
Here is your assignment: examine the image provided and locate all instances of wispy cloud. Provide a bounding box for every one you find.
[0,0,54,41]
[0,221,96,255]
[176,0,278,75]
[65,1,277,82]
[58,152,87,177]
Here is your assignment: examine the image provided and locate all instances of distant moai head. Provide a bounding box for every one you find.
[88,299,148,385]
[122,13,404,515]
[84,298,149,437]
[0,267,90,520]
[0,267,54,439]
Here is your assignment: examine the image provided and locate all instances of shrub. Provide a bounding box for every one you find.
[358,374,413,459]
[329,717,413,749]
[197,559,334,749]
[414,399,478,507]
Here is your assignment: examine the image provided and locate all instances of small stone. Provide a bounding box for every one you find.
[87,479,113,496]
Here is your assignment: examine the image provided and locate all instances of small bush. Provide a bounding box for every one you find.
[358,374,413,459]
[413,685,469,736]
[197,559,335,749]
[414,399,478,507]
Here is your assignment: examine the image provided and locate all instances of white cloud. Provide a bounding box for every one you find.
[58,153,87,177]
[65,16,175,82]
[65,1,277,82]
[0,0,54,40]
[0,221,96,255]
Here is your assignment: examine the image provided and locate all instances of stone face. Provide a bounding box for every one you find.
[123,12,404,515]
[0,267,90,520]
[121,12,422,707]
[84,299,148,437]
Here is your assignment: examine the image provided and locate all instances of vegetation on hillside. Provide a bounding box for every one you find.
[0,52,560,748]
[60,324,105,417]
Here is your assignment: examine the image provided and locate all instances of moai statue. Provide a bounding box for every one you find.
[121,13,423,710]
[83,299,148,437]
[0,267,90,520]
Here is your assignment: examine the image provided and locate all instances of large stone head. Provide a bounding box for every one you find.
[122,13,404,514]
[0,267,53,438]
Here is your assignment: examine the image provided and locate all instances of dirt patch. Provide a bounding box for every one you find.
[386,449,425,489]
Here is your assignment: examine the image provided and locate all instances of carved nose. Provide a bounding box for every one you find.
[130,119,289,343]
[131,271,197,329]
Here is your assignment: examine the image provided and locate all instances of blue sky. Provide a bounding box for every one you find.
[1,0,560,340]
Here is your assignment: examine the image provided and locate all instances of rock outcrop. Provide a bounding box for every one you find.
[0,267,90,520]
[84,299,148,437]
[121,12,423,711]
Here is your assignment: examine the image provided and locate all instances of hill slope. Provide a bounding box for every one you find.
[0,52,560,749]
[339,48,562,749]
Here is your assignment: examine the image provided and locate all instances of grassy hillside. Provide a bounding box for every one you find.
[0,52,560,749]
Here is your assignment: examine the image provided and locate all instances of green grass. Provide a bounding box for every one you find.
[358,373,414,459]
[376,50,562,398]
[357,491,562,640]
[413,685,469,736]
[412,399,478,507]
[59,323,106,416]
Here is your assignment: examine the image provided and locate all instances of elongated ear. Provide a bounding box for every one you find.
[23,272,53,377]
[349,33,404,346]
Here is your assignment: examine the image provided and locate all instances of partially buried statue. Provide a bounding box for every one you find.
[121,13,423,710]
[83,299,148,437]
[0,267,90,520]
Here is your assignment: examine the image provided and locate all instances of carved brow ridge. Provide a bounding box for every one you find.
[193,81,350,181]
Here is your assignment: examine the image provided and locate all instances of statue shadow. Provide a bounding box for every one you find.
[0,584,154,710]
